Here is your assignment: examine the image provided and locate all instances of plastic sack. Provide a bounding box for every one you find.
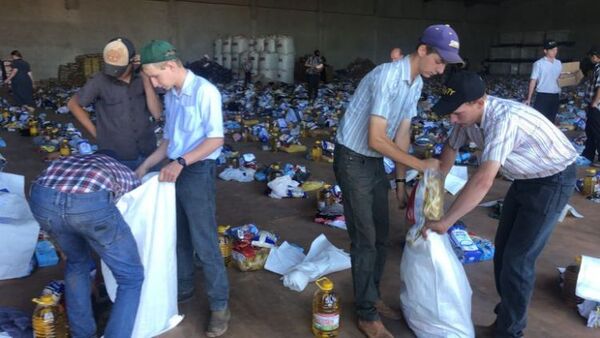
[0,173,40,280]
[282,234,351,292]
[102,174,183,337]
[399,169,474,338]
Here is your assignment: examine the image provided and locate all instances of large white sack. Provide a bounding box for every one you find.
[399,170,474,338]
[0,173,39,280]
[102,174,183,337]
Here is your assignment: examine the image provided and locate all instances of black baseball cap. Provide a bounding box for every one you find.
[544,39,558,50]
[588,46,600,57]
[432,71,486,115]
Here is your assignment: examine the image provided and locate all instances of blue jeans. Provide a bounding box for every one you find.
[29,184,144,338]
[493,163,576,337]
[175,160,229,311]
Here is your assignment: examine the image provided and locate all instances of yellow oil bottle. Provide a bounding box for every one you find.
[32,294,68,338]
[312,277,340,338]
[217,225,232,266]
[29,120,39,137]
[59,140,71,157]
[312,141,323,161]
[583,168,597,197]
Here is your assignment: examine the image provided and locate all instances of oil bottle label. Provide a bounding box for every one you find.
[313,313,339,331]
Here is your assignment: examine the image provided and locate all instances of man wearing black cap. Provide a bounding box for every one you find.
[68,37,163,170]
[582,46,600,165]
[525,40,562,123]
[423,71,577,338]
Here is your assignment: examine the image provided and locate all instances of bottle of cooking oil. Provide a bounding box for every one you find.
[217,225,232,267]
[270,128,280,152]
[312,277,340,338]
[32,294,68,338]
[29,120,39,137]
[582,168,597,197]
[59,140,70,157]
[312,141,323,162]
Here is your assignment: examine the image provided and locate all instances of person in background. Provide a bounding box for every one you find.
[582,46,600,166]
[390,47,403,62]
[305,49,323,102]
[3,50,35,112]
[67,37,162,170]
[525,39,562,124]
[242,56,253,89]
[29,153,144,338]
[136,39,230,337]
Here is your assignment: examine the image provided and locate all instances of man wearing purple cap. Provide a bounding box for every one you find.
[334,24,463,338]
[424,71,577,338]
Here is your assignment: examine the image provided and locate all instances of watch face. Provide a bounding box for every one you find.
[178,157,186,166]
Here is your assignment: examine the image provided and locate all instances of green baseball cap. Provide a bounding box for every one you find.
[140,40,178,65]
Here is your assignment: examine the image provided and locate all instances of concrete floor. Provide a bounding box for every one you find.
[1,107,599,338]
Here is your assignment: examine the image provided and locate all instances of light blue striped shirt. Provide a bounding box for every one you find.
[336,56,423,157]
[447,95,576,179]
[163,71,224,160]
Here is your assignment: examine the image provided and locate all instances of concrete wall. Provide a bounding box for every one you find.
[496,0,599,60]
[1,0,501,80]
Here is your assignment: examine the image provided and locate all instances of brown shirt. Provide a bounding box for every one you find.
[76,72,157,160]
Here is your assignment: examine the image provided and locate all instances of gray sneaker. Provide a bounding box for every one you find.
[206,307,231,337]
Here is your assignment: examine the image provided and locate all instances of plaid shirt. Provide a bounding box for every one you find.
[35,154,140,200]
[588,63,600,109]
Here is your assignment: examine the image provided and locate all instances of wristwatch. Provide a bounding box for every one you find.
[395,178,406,184]
[176,156,187,167]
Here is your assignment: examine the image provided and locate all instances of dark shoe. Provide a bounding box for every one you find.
[177,291,194,303]
[375,300,402,320]
[357,319,393,338]
[206,307,231,337]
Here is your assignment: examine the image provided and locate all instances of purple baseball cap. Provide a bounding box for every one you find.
[420,24,463,64]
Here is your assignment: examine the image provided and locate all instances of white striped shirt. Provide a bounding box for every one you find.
[336,56,423,157]
[447,95,577,179]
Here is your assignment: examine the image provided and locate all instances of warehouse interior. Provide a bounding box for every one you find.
[1,0,600,337]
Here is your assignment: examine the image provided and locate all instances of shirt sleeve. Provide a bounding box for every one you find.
[481,114,518,165]
[530,60,540,80]
[75,75,101,107]
[162,95,172,140]
[447,125,468,150]
[199,84,224,138]
[404,81,422,120]
[370,64,393,120]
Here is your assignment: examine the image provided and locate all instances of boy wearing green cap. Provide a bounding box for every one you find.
[135,40,230,337]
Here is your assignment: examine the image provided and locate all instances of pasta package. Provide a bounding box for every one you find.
[423,170,444,221]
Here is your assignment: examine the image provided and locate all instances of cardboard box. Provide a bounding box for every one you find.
[559,62,584,88]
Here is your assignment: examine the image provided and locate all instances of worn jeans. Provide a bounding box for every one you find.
[582,107,600,162]
[493,163,576,338]
[333,144,389,321]
[29,184,144,338]
[307,73,320,101]
[175,159,229,311]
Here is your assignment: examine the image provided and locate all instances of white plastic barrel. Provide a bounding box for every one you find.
[276,35,295,54]
[259,52,278,71]
[222,53,232,69]
[278,69,294,84]
[213,38,223,55]
[222,36,232,53]
[261,69,278,82]
[265,35,277,53]
[249,50,259,76]
[213,53,223,66]
[277,54,295,72]
[231,35,249,54]
[255,37,265,53]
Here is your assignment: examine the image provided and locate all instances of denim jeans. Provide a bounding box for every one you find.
[29,184,144,338]
[333,144,389,321]
[493,163,576,338]
[175,160,229,311]
[533,92,559,124]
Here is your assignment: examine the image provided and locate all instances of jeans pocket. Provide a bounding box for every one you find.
[77,210,120,248]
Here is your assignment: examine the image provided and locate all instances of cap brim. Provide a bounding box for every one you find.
[103,64,128,77]
[432,96,463,116]
[437,49,464,64]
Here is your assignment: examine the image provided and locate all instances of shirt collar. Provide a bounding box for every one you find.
[479,95,492,129]
[172,70,195,97]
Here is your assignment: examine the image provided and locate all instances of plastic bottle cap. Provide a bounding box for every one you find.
[586,168,597,175]
[217,225,230,234]
[316,277,333,291]
[32,294,55,306]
